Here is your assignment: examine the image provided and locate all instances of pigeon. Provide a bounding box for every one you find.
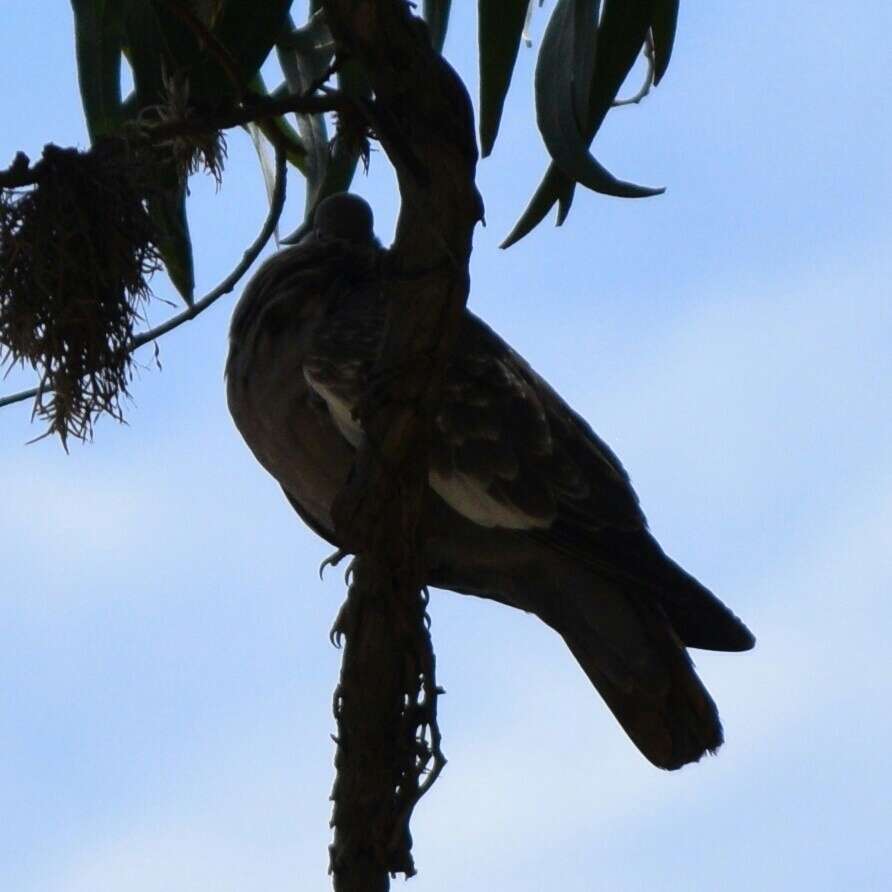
[226,192,755,770]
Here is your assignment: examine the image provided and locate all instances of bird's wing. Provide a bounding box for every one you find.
[304,301,646,535]
[302,284,384,448]
[433,318,754,652]
[428,314,647,534]
[303,302,754,652]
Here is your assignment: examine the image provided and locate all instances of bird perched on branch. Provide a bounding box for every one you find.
[226,193,754,771]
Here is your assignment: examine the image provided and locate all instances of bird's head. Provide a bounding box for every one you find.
[281,193,380,248]
[228,194,381,354]
[313,193,377,245]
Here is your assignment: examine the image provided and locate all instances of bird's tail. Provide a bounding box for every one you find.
[548,582,724,770]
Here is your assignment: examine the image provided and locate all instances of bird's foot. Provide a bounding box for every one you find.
[318,548,350,580]
[326,554,360,647]
[329,602,349,648]
[329,583,361,647]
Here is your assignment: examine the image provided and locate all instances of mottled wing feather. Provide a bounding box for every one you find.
[303,295,646,536]
[302,283,382,446]
[447,318,646,533]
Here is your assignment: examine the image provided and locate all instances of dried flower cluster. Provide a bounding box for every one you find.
[0,141,161,445]
[140,71,228,188]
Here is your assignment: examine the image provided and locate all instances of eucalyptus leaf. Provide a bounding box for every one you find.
[209,0,291,90]
[423,0,451,54]
[500,164,574,248]
[282,12,335,77]
[246,73,309,174]
[312,59,371,208]
[71,0,123,142]
[535,0,661,199]
[534,0,598,156]
[584,0,656,136]
[478,0,529,157]
[277,13,335,221]
[280,57,371,244]
[247,123,280,217]
[122,0,288,111]
[120,1,188,106]
[147,182,195,306]
[651,0,679,85]
[507,0,662,246]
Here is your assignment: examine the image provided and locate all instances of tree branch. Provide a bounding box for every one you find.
[0,152,39,189]
[612,32,656,107]
[131,142,287,347]
[0,89,340,193]
[320,2,482,889]
[0,386,39,410]
[145,89,346,142]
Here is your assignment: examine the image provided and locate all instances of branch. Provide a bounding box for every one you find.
[612,32,656,108]
[0,89,340,194]
[320,1,482,889]
[0,144,287,414]
[0,152,38,189]
[0,386,39,410]
[132,142,286,347]
[144,90,346,142]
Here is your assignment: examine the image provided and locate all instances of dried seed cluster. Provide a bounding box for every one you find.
[0,141,161,445]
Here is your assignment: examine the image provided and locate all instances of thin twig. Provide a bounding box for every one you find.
[612,32,656,107]
[132,143,286,346]
[0,91,341,194]
[0,386,39,409]
[0,144,287,414]
[143,90,346,143]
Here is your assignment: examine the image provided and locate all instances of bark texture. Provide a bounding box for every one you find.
[320,1,482,888]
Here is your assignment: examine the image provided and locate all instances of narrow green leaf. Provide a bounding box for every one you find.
[500,164,573,248]
[147,181,195,305]
[423,0,451,54]
[280,58,372,244]
[534,0,597,157]
[280,13,335,83]
[122,0,289,113]
[506,0,660,246]
[584,0,655,137]
[255,116,309,173]
[246,74,308,174]
[120,1,180,106]
[651,0,679,85]
[535,0,662,199]
[210,0,292,90]
[478,0,529,157]
[71,0,123,142]
[277,10,339,220]
[312,59,371,208]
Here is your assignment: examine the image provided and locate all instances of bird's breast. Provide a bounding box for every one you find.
[226,323,353,536]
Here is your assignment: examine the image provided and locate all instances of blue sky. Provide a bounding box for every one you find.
[2,2,891,890]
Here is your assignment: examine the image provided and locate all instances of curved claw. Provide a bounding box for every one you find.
[329,598,351,648]
[319,548,349,580]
